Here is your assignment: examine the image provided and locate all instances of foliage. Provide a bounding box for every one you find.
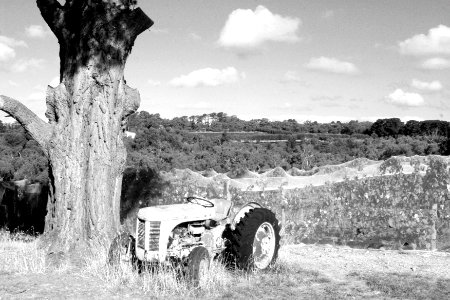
[1,114,449,183]
[137,156,449,250]
[379,157,404,174]
[0,123,48,183]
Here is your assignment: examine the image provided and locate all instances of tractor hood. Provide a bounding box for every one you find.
[137,203,216,222]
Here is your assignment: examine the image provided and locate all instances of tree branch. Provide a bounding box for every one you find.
[36,0,64,36]
[122,84,140,118]
[111,7,153,46]
[126,8,154,39]
[0,95,52,153]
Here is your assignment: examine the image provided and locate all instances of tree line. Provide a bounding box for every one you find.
[125,113,449,172]
[128,112,449,138]
[0,113,448,184]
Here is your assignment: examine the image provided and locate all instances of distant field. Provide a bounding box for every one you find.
[187,131,355,142]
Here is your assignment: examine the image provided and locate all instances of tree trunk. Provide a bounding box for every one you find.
[1,0,153,264]
[43,68,135,259]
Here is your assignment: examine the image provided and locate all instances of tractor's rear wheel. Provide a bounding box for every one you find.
[186,246,210,286]
[227,207,280,270]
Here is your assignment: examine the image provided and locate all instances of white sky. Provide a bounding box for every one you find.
[0,0,449,123]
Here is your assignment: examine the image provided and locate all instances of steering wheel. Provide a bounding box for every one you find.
[186,196,214,208]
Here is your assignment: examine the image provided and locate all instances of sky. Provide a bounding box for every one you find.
[0,0,449,123]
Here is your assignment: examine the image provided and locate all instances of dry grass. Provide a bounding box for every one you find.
[352,272,450,300]
[79,240,234,298]
[1,230,449,299]
[0,230,46,274]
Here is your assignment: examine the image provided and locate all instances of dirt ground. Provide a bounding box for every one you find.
[282,244,450,281]
[1,244,449,299]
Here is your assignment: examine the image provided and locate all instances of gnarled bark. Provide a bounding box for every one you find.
[0,0,153,264]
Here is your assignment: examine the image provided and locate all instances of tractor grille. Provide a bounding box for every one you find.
[148,221,161,251]
[137,219,145,249]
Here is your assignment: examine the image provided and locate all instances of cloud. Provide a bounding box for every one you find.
[288,115,357,123]
[281,71,303,83]
[411,79,443,92]
[10,58,44,72]
[399,116,425,122]
[322,10,335,19]
[386,89,425,107]
[25,25,50,38]
[0,35,27,62]
[420,57,450,69]
[8,80,19,87]
[0,43,16,62]
[305,56,359,75]
[399,25,450,56]
[169,67,244,88]
[0,36,27,47]
[311,95,342,102]
[218,6,301,52]
[178,101,213,110]
[148,79,161,86]
[150,28,169,34]
[27,91,46,101]
[189,32,202,41]
[49,76,59,87]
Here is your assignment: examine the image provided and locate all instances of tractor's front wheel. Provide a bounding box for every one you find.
[186,246,210,286]
[227,208,280,270]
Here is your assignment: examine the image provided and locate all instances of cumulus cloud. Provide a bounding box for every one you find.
[148,79,161,86]
[305,57,359,75]
[420,57,450,70]
[411,79,443,92]
[386,89,425,107]
[399,25,450,56]
[10,58,44,72]
[0,36,27,48]
[8,80,19,87]
[281,71,303,83]
[0,35,27,62]
[0,43,16,62]
[169,67,244,88]
[218,6,301,52]
[25,25,50,38]
[322,10,335,19]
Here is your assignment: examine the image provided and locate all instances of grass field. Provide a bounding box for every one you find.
[1,230,450,299]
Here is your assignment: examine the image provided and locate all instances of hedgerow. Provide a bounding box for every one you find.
[150,156,449,250]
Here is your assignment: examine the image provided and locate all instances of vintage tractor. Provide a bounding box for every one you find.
[109,196,281,284]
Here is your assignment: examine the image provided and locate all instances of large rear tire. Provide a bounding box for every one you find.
[186,246,210,286]
[226,207,280,270]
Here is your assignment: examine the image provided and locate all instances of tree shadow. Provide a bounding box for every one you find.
[120,167,169,223]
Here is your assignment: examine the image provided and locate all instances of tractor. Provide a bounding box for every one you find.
[109,196,281,284]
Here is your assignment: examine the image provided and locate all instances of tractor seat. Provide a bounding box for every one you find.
[210,198,233,221]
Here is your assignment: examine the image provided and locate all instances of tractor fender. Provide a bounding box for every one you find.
[230,202,262,230]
